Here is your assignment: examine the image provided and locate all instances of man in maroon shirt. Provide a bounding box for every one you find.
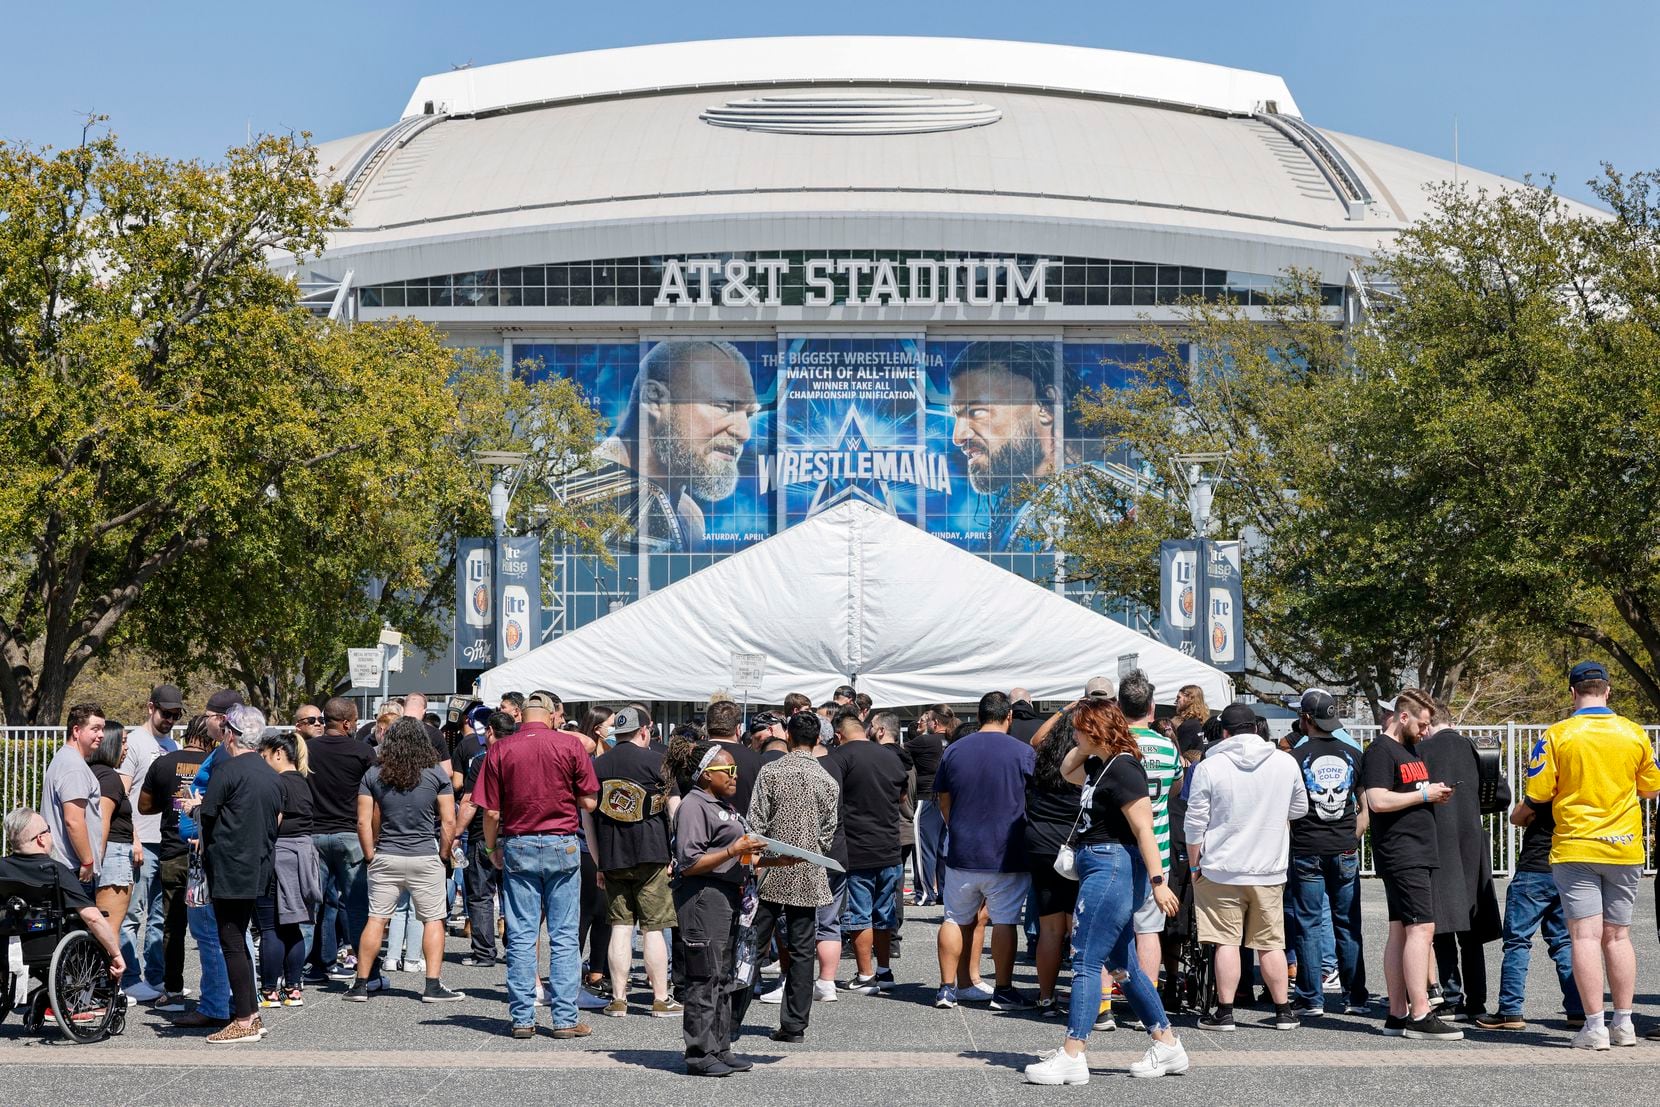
[477,690,600,1039]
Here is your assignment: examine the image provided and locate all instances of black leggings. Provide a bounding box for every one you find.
[579,851,611,977]
[255,894,306,991]
[214,898,259,1019]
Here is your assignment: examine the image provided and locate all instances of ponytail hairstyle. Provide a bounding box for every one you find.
[259,730,301,772]
[663,734,720,796]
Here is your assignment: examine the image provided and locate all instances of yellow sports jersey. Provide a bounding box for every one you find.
[1525,708,1660,865]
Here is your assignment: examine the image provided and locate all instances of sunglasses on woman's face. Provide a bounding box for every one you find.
[703,764,738,778]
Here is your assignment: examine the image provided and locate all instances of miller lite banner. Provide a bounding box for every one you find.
[495,536,542,663]
[456,538,495,669]
[1158,539,1244,673]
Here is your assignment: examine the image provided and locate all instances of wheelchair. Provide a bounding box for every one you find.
[0,875,127,1043]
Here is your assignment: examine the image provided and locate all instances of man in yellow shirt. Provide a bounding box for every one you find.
[1522,661,1660,1050]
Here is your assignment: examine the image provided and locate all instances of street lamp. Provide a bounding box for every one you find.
[473,450,528,539]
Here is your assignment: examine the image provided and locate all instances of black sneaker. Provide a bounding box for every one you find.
[422,982,467,1003]
[1271,1007,1300,1031]
[715,1051,753,1073]
[875,967,896,987]
[1475,1012,1525,1030]
[990,986,1034,1011]
[341,980,370,1003]
[1402,1012,1464,1041]
[327,962,358,982]
[1290,999,1325,1017]
[842,975,883,996]
[1381,1014,1408,1036]
[1425,983,1445,1009]
[1199,1010,1236,1032]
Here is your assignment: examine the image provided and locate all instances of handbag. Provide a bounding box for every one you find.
[185,848,210,908]
[1053,758,1119,881]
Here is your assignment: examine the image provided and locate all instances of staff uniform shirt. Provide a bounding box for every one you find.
[473,722,599,837]
[1525,707,1660,866]
[674,788,745,886]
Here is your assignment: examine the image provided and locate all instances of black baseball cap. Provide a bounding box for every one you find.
[1569,661,1609,685]
[149,684,185,711]
[205,689,242,714]
[752,711,783,728]
[1218,702,1258,734]
[1298,690,1343,733]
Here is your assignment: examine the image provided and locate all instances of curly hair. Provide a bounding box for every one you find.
[1032,711,1081,793]
[377,716,437,792]
[663,734,728,796]
[1073,699,1141,761]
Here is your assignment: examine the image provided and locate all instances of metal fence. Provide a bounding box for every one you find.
[5,723,1659,870]
[0,725,293,855]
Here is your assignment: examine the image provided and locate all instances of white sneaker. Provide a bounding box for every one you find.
[756,982,786,1005]
[1572,1025,1611,1051]
[1129,1037,1190,1079]
[1609,1023,1637,1047]
[534,979,549,1006]
[126,981,163,1002]
[1024,1048,1089,1085]
[813,980,838,1003]
[401,958,425,974]
[958,981,996,1003]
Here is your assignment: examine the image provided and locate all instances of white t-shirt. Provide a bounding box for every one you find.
[121,724,168,845]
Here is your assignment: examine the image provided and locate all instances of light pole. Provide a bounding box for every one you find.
[473,450,528,539]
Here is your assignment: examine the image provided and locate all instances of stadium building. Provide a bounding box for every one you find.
[287,36,1524,687]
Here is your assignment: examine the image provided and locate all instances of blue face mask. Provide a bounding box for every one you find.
[604,726,617,747]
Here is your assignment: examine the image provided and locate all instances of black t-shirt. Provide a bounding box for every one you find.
[1008,703,1045,745]
[1077,754,1149,849]
[711,738,761,817]
[306,733,378,835]
[452,733,484,778]
[141,748,210,861]
[1359,736,1439,872]
[1024,778,1083,857]
[906,731,945,795]
[1174,719,1208,758]
[592,741,673,870]
[420,720,451,765]
[200,752,284,900]
[1288,734,1362,855]
[459,747,488,837]
[1517,801,1558,874]
[276,770,314,838]
[0,854,95,913]
[92,763,133,846]
[826,740,909,870]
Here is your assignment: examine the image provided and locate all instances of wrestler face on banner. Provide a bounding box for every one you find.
[605,340,759,500]
[947,344,1060,495]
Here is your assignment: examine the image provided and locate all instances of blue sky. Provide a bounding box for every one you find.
[3,1,1654,205]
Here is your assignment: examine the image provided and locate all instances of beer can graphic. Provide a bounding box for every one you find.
[465,547,493,627]
[501,584,530,659]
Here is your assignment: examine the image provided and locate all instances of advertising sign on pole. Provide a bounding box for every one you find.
[496,536,541,663]
[1158,539,1200,656]
[456,539,495,669]
[1203,541,1245,672]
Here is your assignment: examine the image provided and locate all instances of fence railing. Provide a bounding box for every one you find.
[5,723,1659,871]
[1,725,293,855]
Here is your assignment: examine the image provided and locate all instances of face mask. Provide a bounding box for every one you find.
[604,726,617,747]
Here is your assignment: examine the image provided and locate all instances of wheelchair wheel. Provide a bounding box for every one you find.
[48,931,117,1044]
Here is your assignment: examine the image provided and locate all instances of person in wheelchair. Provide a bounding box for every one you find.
[1,806,125,1037]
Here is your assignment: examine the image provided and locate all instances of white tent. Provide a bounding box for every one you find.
[478,502,1233,707]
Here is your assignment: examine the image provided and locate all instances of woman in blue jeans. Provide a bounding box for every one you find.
[1025,699,1188,1086]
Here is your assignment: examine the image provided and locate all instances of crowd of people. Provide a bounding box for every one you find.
[8,660,1658,1081]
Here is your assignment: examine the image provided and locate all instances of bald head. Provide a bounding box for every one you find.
[1010,687,1031,703]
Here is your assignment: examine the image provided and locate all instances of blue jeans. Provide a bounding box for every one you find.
[913,800,944,904]
[120,847,166,989]
[842,864,903,931]
[1287,851,1367,1007]
[312,832,370,971]
[1497,870,1581,1018]
[188,900,232,1019]
[1068,843,1169,1040]
[386,892,420,964]
[502,834,583,1028]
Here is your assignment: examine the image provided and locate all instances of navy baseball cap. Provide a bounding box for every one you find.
[1569,661,1609,685]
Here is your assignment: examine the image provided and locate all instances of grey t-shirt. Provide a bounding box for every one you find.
[673,788,745,885]
[121,724,168,845]
[359,765,452,857]
[42,745,102,875]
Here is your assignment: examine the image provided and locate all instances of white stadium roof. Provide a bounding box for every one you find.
[295,37,1595,293]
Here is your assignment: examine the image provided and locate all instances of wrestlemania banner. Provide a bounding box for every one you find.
[514,338,1174,557]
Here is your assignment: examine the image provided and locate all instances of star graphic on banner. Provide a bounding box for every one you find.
[805,406,900,516]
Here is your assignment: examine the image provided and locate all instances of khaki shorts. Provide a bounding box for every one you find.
[604,862,676,930]
[367,852,448,922]
[1193,875,1285,950]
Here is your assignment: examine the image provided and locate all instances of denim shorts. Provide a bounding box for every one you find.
[98,841,135,889]
[841,864,903,931]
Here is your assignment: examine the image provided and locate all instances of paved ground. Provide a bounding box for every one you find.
[7,878,1660,1105]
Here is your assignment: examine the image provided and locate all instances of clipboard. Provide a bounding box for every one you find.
[755,834,845,873]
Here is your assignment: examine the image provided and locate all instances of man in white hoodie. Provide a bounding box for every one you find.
[1184,703,1308,1032]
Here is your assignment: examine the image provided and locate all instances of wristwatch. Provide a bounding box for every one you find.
[1150,874,1166,887]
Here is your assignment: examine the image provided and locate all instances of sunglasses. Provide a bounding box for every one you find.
[296,716,325,725]
[155,708,183,721]
[702,764,738,777]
